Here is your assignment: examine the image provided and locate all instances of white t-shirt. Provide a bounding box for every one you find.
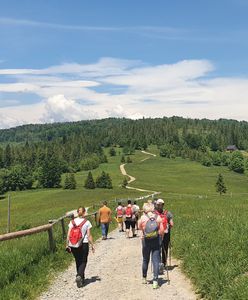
[68,217,92,247]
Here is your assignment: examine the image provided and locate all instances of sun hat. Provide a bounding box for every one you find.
[156,198,164,204]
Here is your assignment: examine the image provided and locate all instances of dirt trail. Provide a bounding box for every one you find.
[39,229,196,300]
[39,151,197,300]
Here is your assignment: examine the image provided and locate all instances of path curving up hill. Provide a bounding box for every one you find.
[39,151,197,300]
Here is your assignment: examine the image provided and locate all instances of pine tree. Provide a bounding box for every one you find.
[96,171,113,189]
[38,149,62,188]
[126,156,132,163]
[4,144,12,168]
[69,173,77,189]
[121,155,126,163]
[216,174,227,195]
[122,177,128,188]
[64,174,70,189]
[84,171,95,189]
[109,147,116,156]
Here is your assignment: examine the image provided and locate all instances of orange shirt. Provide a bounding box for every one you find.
[99,206,112,223]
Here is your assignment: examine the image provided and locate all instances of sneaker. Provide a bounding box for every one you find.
[152,280,159,289]
[75,275,83,288]
[142,277,147,284]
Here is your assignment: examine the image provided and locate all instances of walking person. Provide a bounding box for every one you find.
[138,202,165,289]
[98,201,112,240]
[124,200,136,238]
[116,201,124,232]
[66,206,95,288]
[132,201,140,231]
[155,198,173,270]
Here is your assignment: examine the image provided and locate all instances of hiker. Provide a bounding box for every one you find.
[98,201,112,240]
[155,198,174,270]
[132,201,140,230]
[116,201,124,232]
[138,202,165,289]
[124,200,136,238]
[66,206,95,288]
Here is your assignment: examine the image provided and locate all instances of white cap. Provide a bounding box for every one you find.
[156,198,164,204]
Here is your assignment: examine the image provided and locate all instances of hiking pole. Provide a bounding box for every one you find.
[162,244,170,284]
[169,241,172,267]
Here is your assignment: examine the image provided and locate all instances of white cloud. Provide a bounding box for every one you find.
[1,57,248,128]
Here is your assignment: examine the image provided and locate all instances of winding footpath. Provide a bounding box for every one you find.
[38,151,197,300]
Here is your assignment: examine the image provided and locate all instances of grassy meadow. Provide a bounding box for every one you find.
[1,146,248,299]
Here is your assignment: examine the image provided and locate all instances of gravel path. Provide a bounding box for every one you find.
[39,229,196,300]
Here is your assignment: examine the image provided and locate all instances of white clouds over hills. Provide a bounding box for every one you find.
[0,57,248,128]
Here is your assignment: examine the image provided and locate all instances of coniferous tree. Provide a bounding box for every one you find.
[121,155,126,163]
[64,174,70,189]
[126,156,132,163]
[109,147,116,156]
[38,149,62,188]
[84,171,95,189]
[4,144,12,168]
[122,177,128,188]
[216,174,227,195]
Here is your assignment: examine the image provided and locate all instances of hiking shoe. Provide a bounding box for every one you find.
[75,275,83,288]
[142,277,147,284]
[152,280,159,289]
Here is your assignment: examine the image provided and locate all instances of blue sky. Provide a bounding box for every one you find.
[0,0,248,128]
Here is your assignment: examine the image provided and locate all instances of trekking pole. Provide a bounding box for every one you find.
[169,241,172,267]
[162,245,170,284]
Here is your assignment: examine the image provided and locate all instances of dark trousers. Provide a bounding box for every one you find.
[142,237,160,280]
[161,231,170,265]
[71,243,89,279]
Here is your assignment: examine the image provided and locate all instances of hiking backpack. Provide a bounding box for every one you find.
[116,206,123,217]
[125,206,133,218]
[144,216,159,239]
[69,219,87,246]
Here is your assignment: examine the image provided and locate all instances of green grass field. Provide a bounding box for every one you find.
[1,147,248,299]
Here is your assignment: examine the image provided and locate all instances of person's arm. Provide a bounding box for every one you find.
[66,228,71,247]
[109,209,112,222]
[87,228,95,253]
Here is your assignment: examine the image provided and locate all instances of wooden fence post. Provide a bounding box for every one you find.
[48,227,56,252]
[7,194,11,233]
[61,218,66,239]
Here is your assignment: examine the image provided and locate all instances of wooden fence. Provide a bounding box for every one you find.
[0,192,159,252]
[0,211,98,252]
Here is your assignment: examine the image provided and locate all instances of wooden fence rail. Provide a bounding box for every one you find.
[0,192,158,252]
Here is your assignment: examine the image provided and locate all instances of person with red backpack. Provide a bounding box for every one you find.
[138,202,165,289]
[124,200,136,238]
[116,201,124,232]
[66,206,95,288]
[155,198,173,271]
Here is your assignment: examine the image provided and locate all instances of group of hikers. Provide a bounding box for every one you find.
[66,198,173,289]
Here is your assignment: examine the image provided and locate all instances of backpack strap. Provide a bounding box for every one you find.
[72,219,77,227]
[78,219,87,228]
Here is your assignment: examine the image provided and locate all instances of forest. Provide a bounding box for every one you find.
[0,116,248,194]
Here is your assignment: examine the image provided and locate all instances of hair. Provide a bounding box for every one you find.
[103,201,107,206]
[118,201,121,205]
[127,200,132,205]
[143,203,154,214]
[77,206,86,216]
[134,201,137,205]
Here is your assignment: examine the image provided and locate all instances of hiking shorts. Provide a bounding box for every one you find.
[116,217,123,223]
[125,219,135,230]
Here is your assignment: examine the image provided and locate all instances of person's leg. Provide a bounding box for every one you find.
[105,223,109,237]
[71,247,81,274]
[163,232,170,265]
[101,223,106,238]
[77,243,89,280]
[131,221,136,237]
[151,239,160,282]
[125,220,130,238]
[142,239,151,279]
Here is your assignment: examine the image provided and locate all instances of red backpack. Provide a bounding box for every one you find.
[125,206,133,218]
[117,206,123,217]
[69,219,87,246]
